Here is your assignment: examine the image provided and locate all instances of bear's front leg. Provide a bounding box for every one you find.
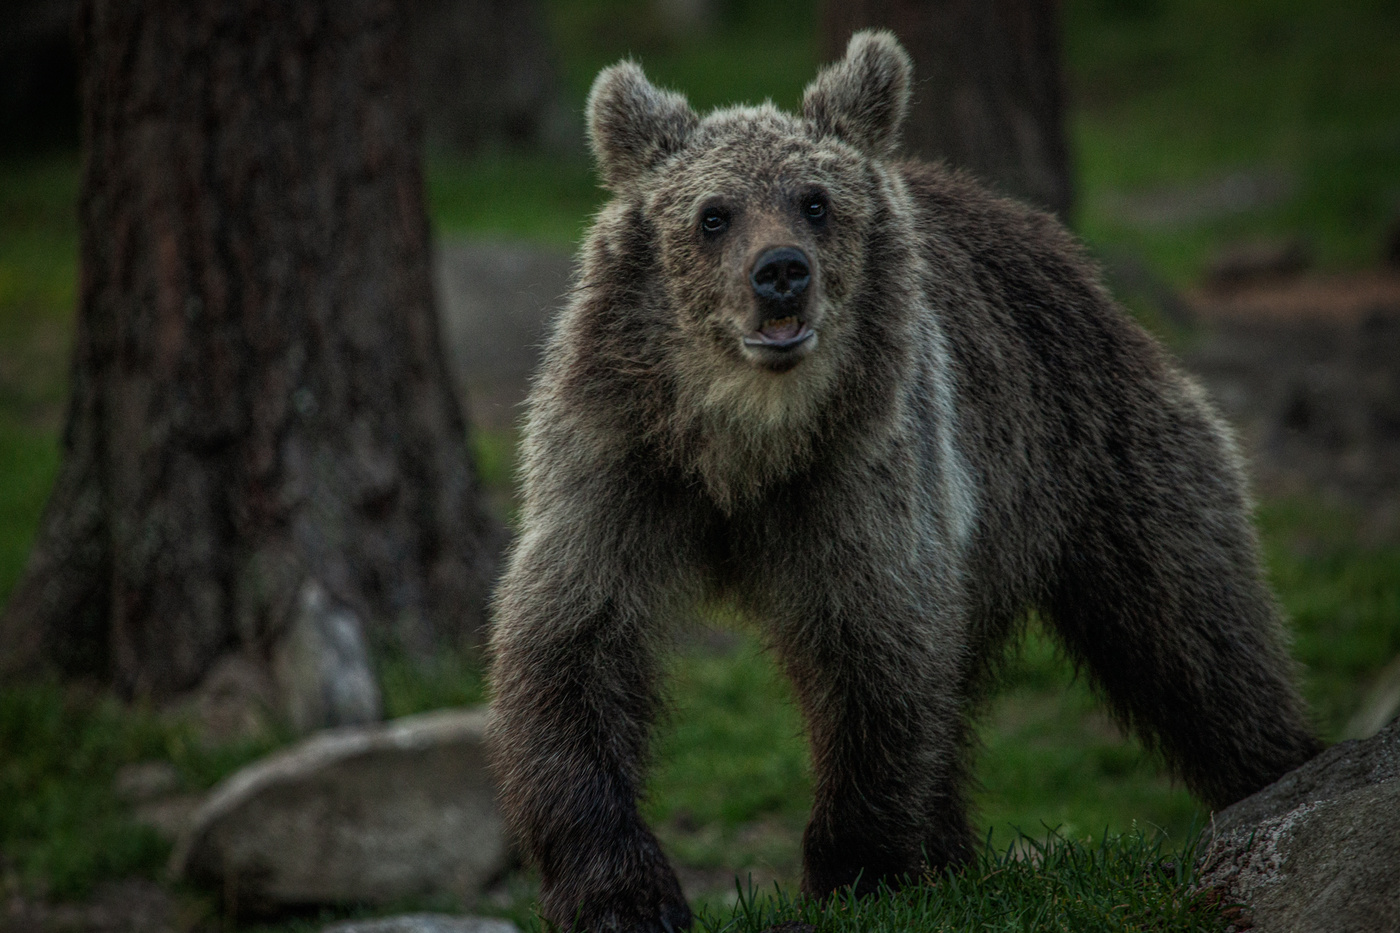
[792,626,976,897]
[491,606,691,932]
[752,546,977,897]
[489,486,699,932]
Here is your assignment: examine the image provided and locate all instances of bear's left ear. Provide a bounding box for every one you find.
[587,61,698,190]
[802,30,912,157]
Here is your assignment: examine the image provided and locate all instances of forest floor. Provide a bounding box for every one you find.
[1184,270,1400,541]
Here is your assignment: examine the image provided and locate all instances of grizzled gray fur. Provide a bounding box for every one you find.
[488,31,1321,933]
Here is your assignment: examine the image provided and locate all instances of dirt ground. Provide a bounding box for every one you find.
[1183,269,1400,542]
[1,880,191,933]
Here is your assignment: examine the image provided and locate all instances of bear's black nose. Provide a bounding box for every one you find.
[750,247,811,303]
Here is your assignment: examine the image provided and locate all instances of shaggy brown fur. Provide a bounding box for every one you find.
[488,31,1322,933]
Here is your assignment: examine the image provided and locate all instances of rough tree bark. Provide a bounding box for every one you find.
[822,0,1074,218]
[0,0,503,730]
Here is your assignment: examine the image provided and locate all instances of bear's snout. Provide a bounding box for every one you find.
[742,245,817,371]
[750,246,811,305]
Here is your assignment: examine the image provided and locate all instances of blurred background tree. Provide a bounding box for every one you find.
[410,0,578,155]
[822,0,1074,218]
[0,0,503,732]
[0,1,81,155]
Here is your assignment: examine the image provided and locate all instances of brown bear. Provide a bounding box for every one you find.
[488,30,1321,933]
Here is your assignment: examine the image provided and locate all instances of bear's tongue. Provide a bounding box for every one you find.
[759,316,802,341]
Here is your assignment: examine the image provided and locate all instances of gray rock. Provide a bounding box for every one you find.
[1198,717,1400,932]
[172,707,508,912]
[272,578,382,733]
[113,760,182,804]
[322,914,519,933]
[133,792,205,842]
[1204,717,1399,838]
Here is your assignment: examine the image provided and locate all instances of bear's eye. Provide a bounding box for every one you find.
[804,195,828,224]
[700,207,730,236]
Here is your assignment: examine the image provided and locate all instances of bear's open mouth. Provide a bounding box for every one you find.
[743,315,813,350]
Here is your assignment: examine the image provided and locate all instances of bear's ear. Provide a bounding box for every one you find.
[802,30,912,157]
[587,61,698,190]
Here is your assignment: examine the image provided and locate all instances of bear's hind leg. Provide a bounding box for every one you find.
[1045,478,1322,809]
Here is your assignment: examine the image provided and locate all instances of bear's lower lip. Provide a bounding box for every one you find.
[743,318,813,350]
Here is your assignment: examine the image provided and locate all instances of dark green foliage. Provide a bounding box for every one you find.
[426,153,603,244]
[0,684,166,897]
[0,158,77,604]
[379,648,490,719]
[1068,0,1400,279]
[1260,500,1400,734]
[544,0,819,114]
[0,683,281,898]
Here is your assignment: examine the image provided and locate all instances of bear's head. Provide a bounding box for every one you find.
[585,30,916,380]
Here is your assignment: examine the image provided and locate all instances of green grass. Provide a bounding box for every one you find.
[0,157,77,604]
[379,648,489,720]
[1068,0,1400,281]
[426,153,602,246]
[1260,499,1400,734]
[976,630,1202,849]
[646,637,811,879]
[3,499,1387,922]
[694,831,1230,933]
[0,684,167,898]
[0,653,488,902]
[644,625,1199,891]
[0,682,285,899]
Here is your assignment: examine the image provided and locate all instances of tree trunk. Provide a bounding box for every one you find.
[0,0,504,730]
[409,0,576,155]
[822,0,1074,218]
[0,0,81,153]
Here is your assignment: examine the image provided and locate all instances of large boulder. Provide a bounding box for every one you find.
[172,708,508,913]
[1198,717,1400,931]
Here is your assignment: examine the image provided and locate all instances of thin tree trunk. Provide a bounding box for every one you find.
[823,0,1074,218]
[0,0,503,730]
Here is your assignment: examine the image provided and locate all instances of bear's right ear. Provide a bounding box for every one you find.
[802,30,912,157]
[587,62,698,190]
